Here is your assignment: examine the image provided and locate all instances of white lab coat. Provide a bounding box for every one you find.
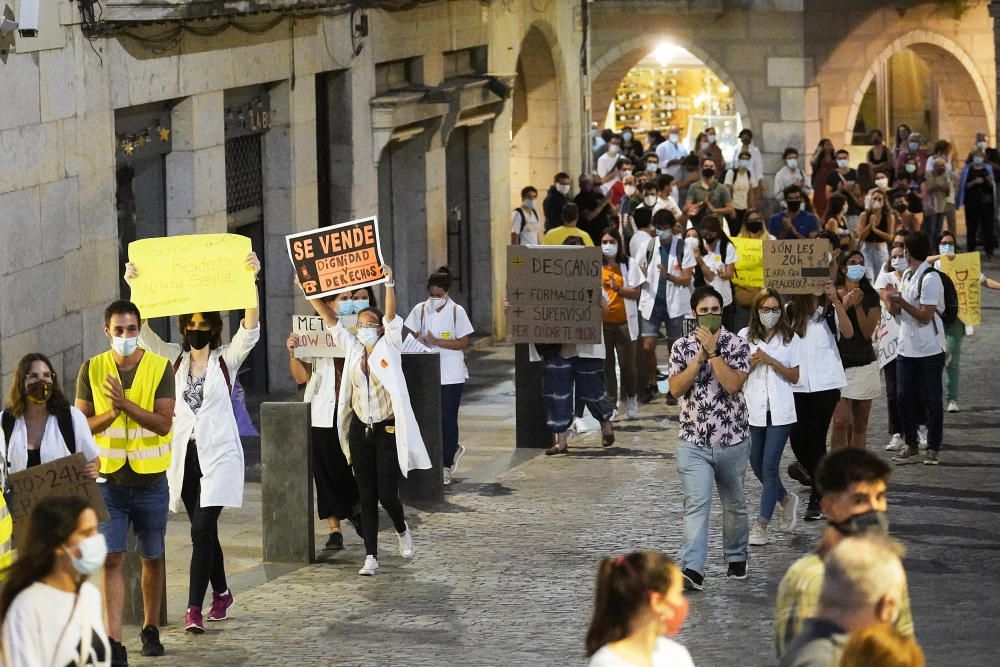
[138,324,260,512]
[332,316,431,477]
[0,407,99,475]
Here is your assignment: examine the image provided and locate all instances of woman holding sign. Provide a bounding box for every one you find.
[125,255,260,634]
[1,353,100,477]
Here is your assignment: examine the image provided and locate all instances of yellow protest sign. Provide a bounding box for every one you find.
[731,237,764,288]
[128,234,258,318]
[940,252,981,325]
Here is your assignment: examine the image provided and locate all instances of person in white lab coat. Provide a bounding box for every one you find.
[125,255,260,634]
[403,267,474,486]
[308,266,431,577]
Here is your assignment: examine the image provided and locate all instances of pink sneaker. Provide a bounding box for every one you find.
[206,589,234,622]
[185,606,205,634]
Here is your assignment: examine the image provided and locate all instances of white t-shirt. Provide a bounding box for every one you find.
[724,168,753,209]
[738,328,802,426]
[703,239,738,307]
[597,152,621,194]
[662,237,698,319]
[629,229,654,262]
[898,263,946,358]
[589,638,695,667]
[302,356,339,428]
[510,207,541,245]
[403,299,475,385]
[0,407,100,474]
[652,195,683,219]
[874,266,901,291]
[2,581,110,667]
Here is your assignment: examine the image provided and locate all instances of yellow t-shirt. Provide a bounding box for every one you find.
[542,226,594,246]
[602,265,627,324]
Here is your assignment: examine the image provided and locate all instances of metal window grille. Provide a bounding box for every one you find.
[225,134,263,214]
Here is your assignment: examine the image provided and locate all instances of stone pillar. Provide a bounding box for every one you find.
[991,2,1000,143]
[515,344,550,449]
[166,92,227,236]
[398,354,444,503]
[260,401,315,563]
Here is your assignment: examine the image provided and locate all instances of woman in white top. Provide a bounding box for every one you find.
[1,353,100,478]
[309,266,431,576]
[1,495,110,667]
[125,255,260,634]
[585,550,694,667]
[403,267,474,485]
[691,216,738,331]
[875,237,910,452]
[739,288,802,547]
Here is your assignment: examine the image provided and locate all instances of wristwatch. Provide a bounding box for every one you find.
[707,350,721,359]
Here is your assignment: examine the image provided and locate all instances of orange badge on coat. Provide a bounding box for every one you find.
[380,359,389,368]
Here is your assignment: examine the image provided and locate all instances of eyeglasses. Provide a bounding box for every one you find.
[759,306,781,314]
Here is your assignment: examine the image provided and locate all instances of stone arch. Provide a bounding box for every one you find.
[590,35,752,132]
[842,30,995,151]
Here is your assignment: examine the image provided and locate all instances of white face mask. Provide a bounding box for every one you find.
[111,336,138,356]
[669,133,679,143]
[643,195,657,207]
[68,534,108,576]
[556,183,571,195]
[601,242,618,257]
[786,158,798,169]
[707,135,717,144]
[891,256,908,272]
[871,200,883,210]
[624,185,636,196]
[875,178,889,189]
[837,159,849,169]
[739,160,752,170]
[428,296,447,311]
[758,310,781,330]
[646,163,658,173]
[684,237,700,251]
[357,328,380,346]
[608,144,620,155]
[977,140,988,150]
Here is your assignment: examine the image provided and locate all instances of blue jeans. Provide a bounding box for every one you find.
[749,419,791,523]
[897,353,945,451]
[99,476,169,558]
[676,438,750,576]
[441,383,464,468]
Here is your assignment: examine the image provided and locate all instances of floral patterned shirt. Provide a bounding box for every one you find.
[668,328,751,448]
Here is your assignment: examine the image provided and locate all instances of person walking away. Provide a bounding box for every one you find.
[739,289,802,547]
[510,186,541,245]
[542,173,573,232]
[724,151,756,235]
[956,150,997,257]
[403,267,474,484]
[829,252,881,451]
[0,496,110,666]
[786,285,852,521]
[886,233,947,465]
[774,449,914,656]
[856,189,895,279]
[598,228,644,420]
[287,290,364,550]
[75,300,174,665]
[585,551,695,667]
[838,625,925,667]
[694,216,739,331]
[668,286,751,591]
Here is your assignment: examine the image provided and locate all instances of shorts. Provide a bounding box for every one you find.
[842,361,881,401]
[99,476,169,558]
[640,302,684,339]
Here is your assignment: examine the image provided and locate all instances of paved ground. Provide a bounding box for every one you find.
[125,273,1000,666]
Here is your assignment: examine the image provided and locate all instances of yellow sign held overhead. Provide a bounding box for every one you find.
[939,252,981,326]
[128,234,258,318]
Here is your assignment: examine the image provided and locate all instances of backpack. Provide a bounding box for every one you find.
[915,268,959,329]
[513,208,538,237]
[1,410,76,455]
[174,354,233,395]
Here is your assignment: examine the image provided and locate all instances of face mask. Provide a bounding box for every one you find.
[846,265,866,282]
[830,509,889,537]
[624,185,636,196]
[873,137,882,145]
[608,144,620,155]
[891,256,908,272]
[668,133,679,143]
[871,200,883,210]
[836,159,848,169]
[905,163,916,174]
[875,177,889,189]
[657,229,672,243]
[352,299,370,314]
[700,141,710,152]
[786,200,802,213]
[697,313,722,334]
[26,381,53,404]
[67,533,108,576]
[524,198,536,209]
[974,156,985,165]
[646,163,658,173]
[663,595,689,638]
[601,243,618,257]
[786,158,798,169]
[707,135,717,144]
[185,329,213,351]
[908,141,919,152]
[939,244,954,255]
[684,237,700,251]
[357,328,380,347]
[739,160,751,170]
[894,202,907,213]
[643,195,657,207]
[622,132,632,141]
[758,310,781,329]
[427,296,447,311]
[337,300,355,317]
[977,140,987,150]
[701,168,715,180]
[556,183,571,195]
[702,235,717,246]
[745,219,763,233]
[111,336,138,357]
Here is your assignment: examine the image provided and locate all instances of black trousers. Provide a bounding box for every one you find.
[883,359,926,435]
[311,425,360,521]
[348,416,406,557]
[180,444,227,608]
[789,389,840,479]
[965,200,997,254]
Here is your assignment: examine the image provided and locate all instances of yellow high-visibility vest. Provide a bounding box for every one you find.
[89,350,172,475]
[0,494,12,577]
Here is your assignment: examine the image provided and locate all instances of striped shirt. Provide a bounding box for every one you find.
[349,355,393,424]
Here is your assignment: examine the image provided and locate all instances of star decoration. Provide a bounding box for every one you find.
[123,141,134,156]
[158,126,170,141]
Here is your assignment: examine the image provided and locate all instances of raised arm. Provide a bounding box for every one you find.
[383,265,396,322]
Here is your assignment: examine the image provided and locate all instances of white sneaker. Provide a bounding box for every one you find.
[358,555,378,576]
[609,408,620,423]
[624,396,639,420]
[397,525,414,559]
[779,493,800,532]
[572,417,591,433]
[947,401,961,413]
[749,523,769,546]
[918,425,928,449]
[443,469,452,486]
[885,433,904,452]
[450,444,467,474]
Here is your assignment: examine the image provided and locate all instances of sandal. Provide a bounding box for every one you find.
[545,441,569,456]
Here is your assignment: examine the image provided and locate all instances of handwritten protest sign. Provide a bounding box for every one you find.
[506,246,602,344]
[129,234,257,318]
[940,252,981,326]
[7,453,108,548]
[875,306,900,368]
[291,314,356,358]
[763,239,832,295]
[286,217,387,299]
[731,237,764,288]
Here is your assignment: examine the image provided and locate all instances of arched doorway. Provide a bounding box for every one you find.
[846,32,995,153]
[510,25,561,208]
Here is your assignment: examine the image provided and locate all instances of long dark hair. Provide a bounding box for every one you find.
[585,550,679,657]
[787,294,822,339]
[178,311,224,351]
[5,353,71,418]
[0,496,93,625]
[699,215,730,256]
[600,226,628,266]
[837,250,880,312]
[823,193,848,223]
[748,288,795,344]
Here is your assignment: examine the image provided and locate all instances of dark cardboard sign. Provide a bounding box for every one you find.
[763,239,833,295]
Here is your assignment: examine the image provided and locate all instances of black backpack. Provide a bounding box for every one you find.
[2,409,76,455]
[916,268,959,329]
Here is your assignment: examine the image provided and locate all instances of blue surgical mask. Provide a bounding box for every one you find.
[891,256,908,272]
[739,159,752,170]
[524,198,536,210]
[111,336,138,357]
[668,133,679,143]
[700,141,710,151]
[357,328,380,346]
[786,158,798,169]
[846,265,866,282]
[657,229,673,243]
[337,300,354,317]
[623,131,632,141]
[939,244,954,255]
[68,533,108,576]
[905,163,916,174]
[352,299,370,314]
[908,141,919,152]
[837,159,849,169]
[707,135,717,144]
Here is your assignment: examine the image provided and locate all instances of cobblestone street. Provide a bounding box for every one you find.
[126,286,1000,666]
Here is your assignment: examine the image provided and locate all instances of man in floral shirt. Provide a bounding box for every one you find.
[668,285,751,591]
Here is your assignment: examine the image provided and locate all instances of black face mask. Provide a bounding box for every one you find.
[702,235,717,245]
[894,203,907,212]
[745,219,763,233]
[701,168,716,179]
[787,200,802,213]
[830,509,889,537]
[186,329,213,350]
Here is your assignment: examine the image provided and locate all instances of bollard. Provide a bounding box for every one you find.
[260,401,315,563]
[123,532,167,626]
[399,353,444,503]
[514,343,550,448]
